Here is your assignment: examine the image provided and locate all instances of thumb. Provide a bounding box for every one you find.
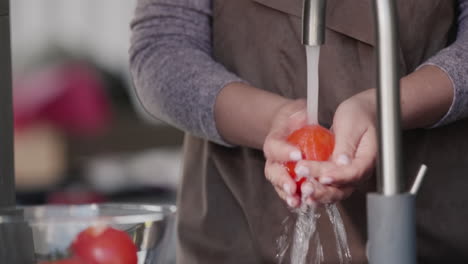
[331,123,365,166]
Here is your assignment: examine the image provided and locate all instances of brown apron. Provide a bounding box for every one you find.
[177,0,467,263]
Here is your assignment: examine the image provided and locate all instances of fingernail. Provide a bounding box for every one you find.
[320,177,333,184]
[306,198,316,207]
[295,166,310,177]
[336,154,351,166]
[287,197,297,207]
[301,183,314,196]
[289,150,302,161]
[283,183,293,195]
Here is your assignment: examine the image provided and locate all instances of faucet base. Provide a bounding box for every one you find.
[367,193,416,264]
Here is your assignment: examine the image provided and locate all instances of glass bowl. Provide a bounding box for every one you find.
[0,203,176,264]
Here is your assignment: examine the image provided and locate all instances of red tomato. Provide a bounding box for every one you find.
[286,125,335,194]
[71,226,138,264]
[40,258,85,264]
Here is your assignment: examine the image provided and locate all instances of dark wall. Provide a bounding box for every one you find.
[0,0,8,16]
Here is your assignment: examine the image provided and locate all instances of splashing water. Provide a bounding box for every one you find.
[275,46,352,264]
[326,205,352,263]
[277,204,351,264]
[290,205,321,264]
[276,217,291,263]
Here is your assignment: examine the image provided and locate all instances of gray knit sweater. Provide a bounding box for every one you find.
[130,0,468,146]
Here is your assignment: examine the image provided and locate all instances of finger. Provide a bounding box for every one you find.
[265,160,298,196]
[300,179,328,203]
[275,186,300,208]
[263,134,303,162]
[330,116,367,166]
[318,186,354,204]
[285,109,308,133]
[300,180,318,204]
[323,162,371,186]
[270,103,307,135]
[265,161,301,207]
[301,180,330,204]
[353,126,377,170]
[271,100,307,130]
[308,182,354,204]
[264,109,308,162]
[294,157,367,187]
[301,181,316,198]
[294,160,337,180]
[322,130,377,185]
[308,181,328,202]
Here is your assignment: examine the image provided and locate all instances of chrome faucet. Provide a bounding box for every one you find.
[302,0,326,46]
[373,0,404,196]
[302,0,416,263]
[302,0,405,192]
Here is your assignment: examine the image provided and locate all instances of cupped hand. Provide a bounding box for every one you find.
[263,100,307,208]
[298,90,378,203]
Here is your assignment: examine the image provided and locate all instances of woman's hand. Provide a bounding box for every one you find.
[298,90,378,204]
[263,100,307,208]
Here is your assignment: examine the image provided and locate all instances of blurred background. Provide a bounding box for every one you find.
[11,0,184,206]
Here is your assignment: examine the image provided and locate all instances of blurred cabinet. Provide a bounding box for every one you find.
[11,0,137,75]
[10,0,186,195]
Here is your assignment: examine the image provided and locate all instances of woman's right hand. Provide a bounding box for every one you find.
[263,100,307,208]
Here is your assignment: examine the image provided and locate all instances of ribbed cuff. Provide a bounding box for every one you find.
[203,72,247,147]
[418,43,468,128]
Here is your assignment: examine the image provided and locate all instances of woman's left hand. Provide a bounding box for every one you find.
[298,89,378,204]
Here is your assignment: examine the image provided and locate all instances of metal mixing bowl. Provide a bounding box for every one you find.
[0,203,176,263]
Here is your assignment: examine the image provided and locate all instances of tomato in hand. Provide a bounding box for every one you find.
[71,226,138,264]
[285,125,335,194]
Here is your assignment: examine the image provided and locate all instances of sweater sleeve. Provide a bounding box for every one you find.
[129,0,244,146]
[421,0,468,127]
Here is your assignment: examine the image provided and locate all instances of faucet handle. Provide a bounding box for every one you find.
[409,164,428,195]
